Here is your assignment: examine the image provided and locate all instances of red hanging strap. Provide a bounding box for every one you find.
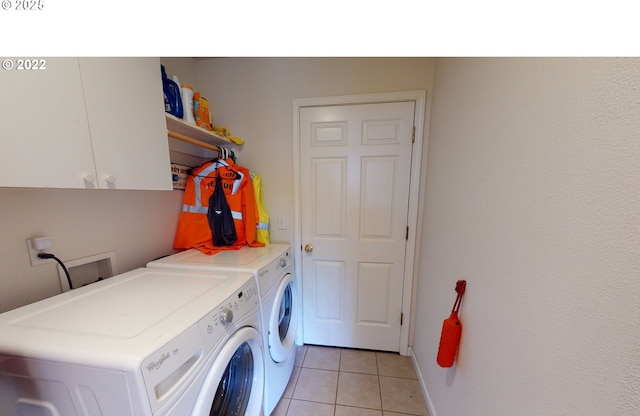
[451,280,466,313]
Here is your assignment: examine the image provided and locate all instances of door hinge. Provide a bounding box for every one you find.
[400,312,404,325]
[406,226,409,240]
[411,126,415,143]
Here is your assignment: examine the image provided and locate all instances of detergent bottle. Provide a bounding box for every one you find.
[161,65,183,118]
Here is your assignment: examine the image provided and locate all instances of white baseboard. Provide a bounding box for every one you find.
[409,347,438,416]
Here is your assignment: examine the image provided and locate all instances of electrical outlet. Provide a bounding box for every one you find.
[27,237,53,266]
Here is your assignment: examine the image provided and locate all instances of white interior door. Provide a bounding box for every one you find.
[299,101,415,352]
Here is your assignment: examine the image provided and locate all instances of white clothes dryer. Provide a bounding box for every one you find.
[0,267,264,416]
[147,244,297,416]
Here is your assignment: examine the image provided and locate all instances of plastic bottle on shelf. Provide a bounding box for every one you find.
[161,65,183,118]
[181,85,195,124]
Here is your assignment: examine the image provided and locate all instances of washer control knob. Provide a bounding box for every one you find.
[219,308,233,325]
[279,258,287,268]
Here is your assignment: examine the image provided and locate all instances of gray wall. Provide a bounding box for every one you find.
[414,58,640,415]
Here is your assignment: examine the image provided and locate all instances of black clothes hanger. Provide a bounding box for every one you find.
[187,159,241,180]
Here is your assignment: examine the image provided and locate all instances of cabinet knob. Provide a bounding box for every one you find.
[105,175,116,184]
[83,174,96,183]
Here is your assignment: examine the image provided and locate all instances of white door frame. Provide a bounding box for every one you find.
[292,90,427,356]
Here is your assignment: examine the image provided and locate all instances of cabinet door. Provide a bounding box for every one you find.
[0,58,96,188]
[79,58,172,190]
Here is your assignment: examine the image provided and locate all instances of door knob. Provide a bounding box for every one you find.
[304,244,313,253]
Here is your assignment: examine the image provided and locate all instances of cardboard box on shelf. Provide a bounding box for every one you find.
[171,164,190,190]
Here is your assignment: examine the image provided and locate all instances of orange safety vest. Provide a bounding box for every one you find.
[173,158,265,255]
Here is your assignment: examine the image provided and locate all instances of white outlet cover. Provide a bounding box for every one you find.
[26,238,53,266]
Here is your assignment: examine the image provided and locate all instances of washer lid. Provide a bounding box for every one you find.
[13,271,223,337]
[0,267,254,366]
[147,244,290,272]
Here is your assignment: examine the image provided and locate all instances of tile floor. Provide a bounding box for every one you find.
[271,345,430,416]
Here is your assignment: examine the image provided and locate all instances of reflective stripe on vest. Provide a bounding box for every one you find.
[181,204,243,220]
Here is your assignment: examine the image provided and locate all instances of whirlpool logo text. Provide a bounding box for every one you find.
[147,352,170,372]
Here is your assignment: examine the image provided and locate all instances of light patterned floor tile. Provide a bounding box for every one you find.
[379,376,428,415]
[340,349,378,374]
[336,372,381,409]
[275,346,430,416]
[286,399,335,416]
[376,352,417,379]
[292,367,338,404]
[336,405,384,416]
[303,345,341,371]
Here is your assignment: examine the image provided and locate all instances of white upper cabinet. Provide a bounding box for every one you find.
[0,57,172,190]
[0,58,96,188]
[79,58,171,190]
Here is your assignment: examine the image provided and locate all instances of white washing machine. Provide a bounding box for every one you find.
[0,267,264,416]
[147,244,297,416]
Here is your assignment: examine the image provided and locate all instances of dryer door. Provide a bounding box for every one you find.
[268,272,298,363]
[192,327,264,416]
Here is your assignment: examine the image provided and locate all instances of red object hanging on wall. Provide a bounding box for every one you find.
[437,280,466,368]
